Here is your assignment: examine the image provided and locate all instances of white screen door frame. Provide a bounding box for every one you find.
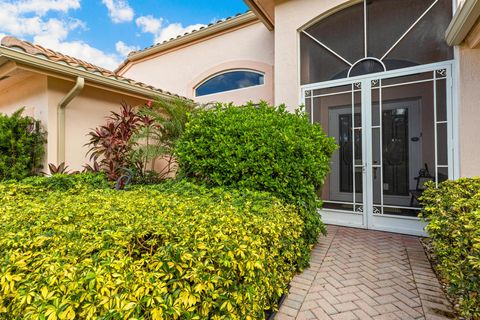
[302,61,454,236]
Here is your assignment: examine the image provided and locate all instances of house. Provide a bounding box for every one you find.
[116,11,274,106]
[0,0,479,236]
[0,36,180,171]
[116,0,480,236]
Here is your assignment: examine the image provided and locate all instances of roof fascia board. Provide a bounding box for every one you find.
[0,46,174,100]
[243,0,274,30]
[16,64,154,101]
[446,0,480,46]
[465,18,480,47]
[125,12,259,63]
[0,61,17,78]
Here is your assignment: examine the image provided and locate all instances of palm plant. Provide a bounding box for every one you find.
[130,97,199,179]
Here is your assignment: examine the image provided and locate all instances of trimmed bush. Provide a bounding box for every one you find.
[175,102,337,246]
[12,173,111,191]
[0,179,306,319]
[421,178,480,318]
[0,108,46,181]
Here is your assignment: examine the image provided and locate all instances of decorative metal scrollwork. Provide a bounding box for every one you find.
[436,69,447,77]
[305,90,311,97]
[354,82,362,89]
[355,205,364,213]
[373,206,382,214]
[371,79,379,87]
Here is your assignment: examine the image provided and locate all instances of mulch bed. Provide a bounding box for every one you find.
[421,238,462,319]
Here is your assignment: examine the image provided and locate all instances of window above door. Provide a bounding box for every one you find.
[300,0,453,85]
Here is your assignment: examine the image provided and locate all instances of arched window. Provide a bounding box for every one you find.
[300,0,453,84]
[195,70,265,97]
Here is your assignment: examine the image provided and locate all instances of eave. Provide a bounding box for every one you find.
[446,0,480,47]
[0,46,176,101]
[243,0,274,31]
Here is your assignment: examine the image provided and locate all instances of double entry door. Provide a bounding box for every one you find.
[303,63,453,236]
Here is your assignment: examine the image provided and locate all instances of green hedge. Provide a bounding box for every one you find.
[421,178,480,318]
[175,102,337,246]
[0,108,46,181]
[5,173,112,191]
[0,179,306,319]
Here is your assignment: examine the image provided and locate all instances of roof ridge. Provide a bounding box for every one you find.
[0,35,187,99]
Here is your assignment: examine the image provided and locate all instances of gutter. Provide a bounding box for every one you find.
[57,76,84,164]
[0,46,175,100]
[445,0,480,46]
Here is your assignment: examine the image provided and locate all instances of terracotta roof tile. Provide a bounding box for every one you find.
[124,10,251,58]
[0,36,184,99]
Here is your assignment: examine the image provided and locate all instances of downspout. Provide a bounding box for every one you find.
[57,77,84,164]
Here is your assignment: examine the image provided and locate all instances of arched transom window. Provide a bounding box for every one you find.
[300,0,453,84]
[195,70,265,97]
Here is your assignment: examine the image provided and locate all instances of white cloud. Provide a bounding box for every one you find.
[34,35,121,70]
[136,15,206,44]
[102,0,134,23]
[0,1,83,38]
[136,15,162,34]
[115,41,139,56]
[156,23,206,43]
[2,0,80,16]
[0,0,125,70]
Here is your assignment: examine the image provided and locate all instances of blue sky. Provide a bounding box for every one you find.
[0,0,248,70]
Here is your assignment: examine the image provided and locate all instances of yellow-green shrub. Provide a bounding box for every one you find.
[421,178,480,319]
[0,180,306,319]
[175,103,337,247]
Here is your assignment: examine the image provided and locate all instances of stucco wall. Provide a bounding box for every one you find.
[47,78,145,170]
[0,73,48,123]
[121,21,275,105]
[458,46,480,177]
[274,0,354,108]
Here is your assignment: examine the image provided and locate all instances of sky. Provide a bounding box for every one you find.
[0,0,249,70]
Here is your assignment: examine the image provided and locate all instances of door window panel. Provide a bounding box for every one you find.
[382,108,409,196]
[370,70,450,217]
[308,84,364,213]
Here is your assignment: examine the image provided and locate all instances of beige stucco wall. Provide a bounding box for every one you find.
[458,46,480,177]
[274,0,359,108]
[47,78,145,171]
[0,73,48,123]
[121,21,274,105]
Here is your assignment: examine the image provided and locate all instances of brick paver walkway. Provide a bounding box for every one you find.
[276,226,454,320]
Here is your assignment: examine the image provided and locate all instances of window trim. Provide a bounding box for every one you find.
[194,68,266,97]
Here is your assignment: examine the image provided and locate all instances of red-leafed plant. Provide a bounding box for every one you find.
[86,102,147,181]
[44,162,80,175]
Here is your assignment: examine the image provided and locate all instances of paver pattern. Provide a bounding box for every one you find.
[276,226,454,320]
